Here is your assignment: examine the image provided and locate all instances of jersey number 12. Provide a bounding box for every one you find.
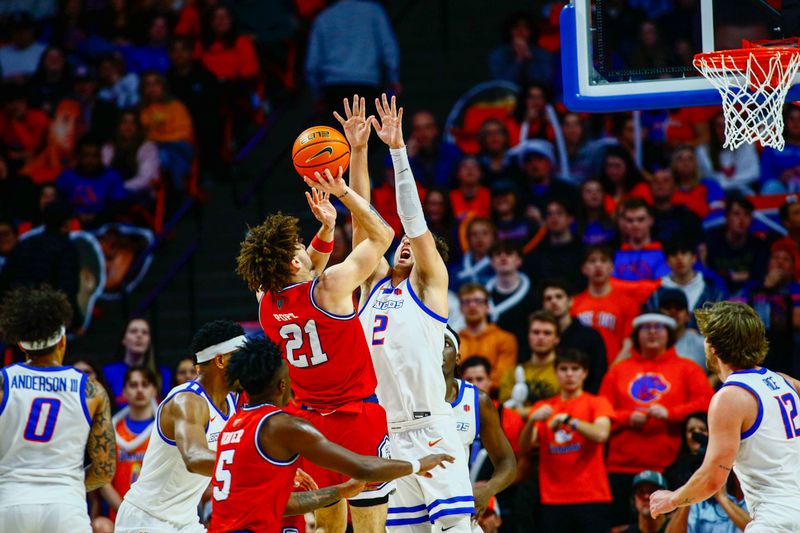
[279,320,329,368]
[776,393,800,439]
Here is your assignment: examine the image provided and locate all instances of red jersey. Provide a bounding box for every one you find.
[259,279,378,410]
[531,393,614,504]
[110,415,153,520]
[209,403,298,533]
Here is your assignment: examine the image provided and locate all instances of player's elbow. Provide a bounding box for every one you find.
[378,225,395,247]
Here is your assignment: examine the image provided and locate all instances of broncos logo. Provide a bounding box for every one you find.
[629,373,670,402]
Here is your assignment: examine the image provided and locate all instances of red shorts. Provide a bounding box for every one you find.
[294,400,392,500]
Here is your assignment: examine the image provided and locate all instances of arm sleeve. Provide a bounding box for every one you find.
[391,148,427,238]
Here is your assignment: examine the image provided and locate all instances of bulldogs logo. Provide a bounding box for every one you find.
[629,373,670,402]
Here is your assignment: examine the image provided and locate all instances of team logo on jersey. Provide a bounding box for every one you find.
[553,428,573,444]
[629,373,671,403]
[277,299,285,309]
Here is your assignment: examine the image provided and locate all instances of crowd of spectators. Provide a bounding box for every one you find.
[1,1,796,532]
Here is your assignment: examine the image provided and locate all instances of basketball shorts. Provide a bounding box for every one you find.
[745,506,800,533]
[115,500,205,533]
[0,502,91,533]
[386,417,475,529]
[295,399,394,501]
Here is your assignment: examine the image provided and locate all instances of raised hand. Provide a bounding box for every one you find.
[370,93,405,149]
[305,187,336,230]
[333,95,373,150]
[416,453,455,478]
[303,167,348,199]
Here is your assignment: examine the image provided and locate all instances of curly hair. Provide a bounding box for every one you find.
[189,320,245,364]
[0,286,72,350]
[236,214,301,293]
[695,301,768,369]
[225,336,284,396]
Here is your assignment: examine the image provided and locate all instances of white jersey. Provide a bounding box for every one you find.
[722,367,800,523]
[122,380,236,526]
[0,363,91,509]
[359,276,450,426]
[451,379,480,460]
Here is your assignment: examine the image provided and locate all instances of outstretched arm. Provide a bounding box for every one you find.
[306,169,394,304]
[335,96,391,292]
[372,94,449,315]
[169,393,215,476]
[84,377,116,491]
[284,479,366,516]
[304,187,337,275]
[269,415,453,482]
[473,392,517,518]
[650,387,747,517]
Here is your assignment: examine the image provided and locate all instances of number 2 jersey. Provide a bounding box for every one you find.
[259,279,378,410]
[0,363,91,510]
[209,403,297,533]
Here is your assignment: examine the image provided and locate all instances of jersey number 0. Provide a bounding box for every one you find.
[279,320,329,368]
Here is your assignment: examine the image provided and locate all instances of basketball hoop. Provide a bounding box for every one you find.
[693,39,800,151]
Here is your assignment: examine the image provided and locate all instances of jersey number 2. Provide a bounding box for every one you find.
[23,398,61,442]
[776,393,800,439]
[279,320,329,368]
[213,449,235,501]
[372,314,388,345]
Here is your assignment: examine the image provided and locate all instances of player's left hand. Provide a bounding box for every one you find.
[333,95,373,150]
[472,482,492,519]
[335,479,367,499]
[293,468,318,491]
[371,93,405,149]
[649,489,677,518]
[305,187,336,230]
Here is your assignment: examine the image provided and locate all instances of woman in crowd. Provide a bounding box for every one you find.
[598,145,650,214]
[139,71,194,188]
[173,357,198,386]
[102,109,160,197]
[450,156,491,221]
[696,112,759,194]
[477,118,513,184]
[577,177,616,246]
[28,46,74,114]
[663,411,708,489]
[102,317,171,406]
[670,145,725,219]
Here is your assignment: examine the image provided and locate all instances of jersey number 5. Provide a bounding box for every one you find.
[213,449,235,501]
[279,320,329,368]
[776,393,800,439]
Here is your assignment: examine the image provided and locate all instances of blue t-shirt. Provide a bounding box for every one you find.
[687,496,747,533]
[56,168,127,215]
[614,244,670,281]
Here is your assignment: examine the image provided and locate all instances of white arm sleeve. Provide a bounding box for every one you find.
[390,147,428,238]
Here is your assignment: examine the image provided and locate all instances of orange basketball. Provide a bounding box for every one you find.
[292,126,350,181]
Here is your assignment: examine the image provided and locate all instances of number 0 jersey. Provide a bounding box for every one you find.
[209,403,298,533]
[259,279,378,410]
[722,367,800,520]
[0,363,91,510]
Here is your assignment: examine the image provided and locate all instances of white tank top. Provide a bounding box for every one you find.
[0,363,91,508]
[359,276,450,426]
[722,367,800,518]
[123,380,236,525]
[450,379,480,460]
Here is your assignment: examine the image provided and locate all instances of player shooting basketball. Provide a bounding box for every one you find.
[237,154,400,531]
[337,93,475,531]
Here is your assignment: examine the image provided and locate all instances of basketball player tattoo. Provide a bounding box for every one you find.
[288,485,350,514]
[718,464,732,471]
[84,377,116,491]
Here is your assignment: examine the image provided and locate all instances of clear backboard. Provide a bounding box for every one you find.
[560,0,800,111]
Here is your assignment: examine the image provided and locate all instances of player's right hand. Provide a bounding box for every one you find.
[304,167,347,198]
[416,454,455,478]
[333,94,373,150]
[336,479,367,499]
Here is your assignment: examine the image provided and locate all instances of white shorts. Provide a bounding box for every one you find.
[386,418,474,528]
[115,500,206,533]
[0,502,91,533]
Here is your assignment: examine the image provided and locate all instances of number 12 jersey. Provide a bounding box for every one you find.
[259,279,378,410]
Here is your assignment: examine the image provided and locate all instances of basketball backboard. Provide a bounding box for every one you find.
[561,0,800,111]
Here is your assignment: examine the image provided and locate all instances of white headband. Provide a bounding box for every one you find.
[444,328,460,354]
[19,325,66,351]
[632,314,677,330]
[195,335,247,363]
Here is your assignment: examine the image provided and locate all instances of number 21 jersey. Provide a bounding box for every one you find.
[259,279,377,410]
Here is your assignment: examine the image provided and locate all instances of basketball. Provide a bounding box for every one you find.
[292,126,350,180]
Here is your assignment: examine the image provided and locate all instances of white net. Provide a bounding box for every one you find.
[694,50,800,151]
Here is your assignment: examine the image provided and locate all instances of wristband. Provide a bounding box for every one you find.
[570,418,579,430]
[311,235,334,254]
[408,459,421,474]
